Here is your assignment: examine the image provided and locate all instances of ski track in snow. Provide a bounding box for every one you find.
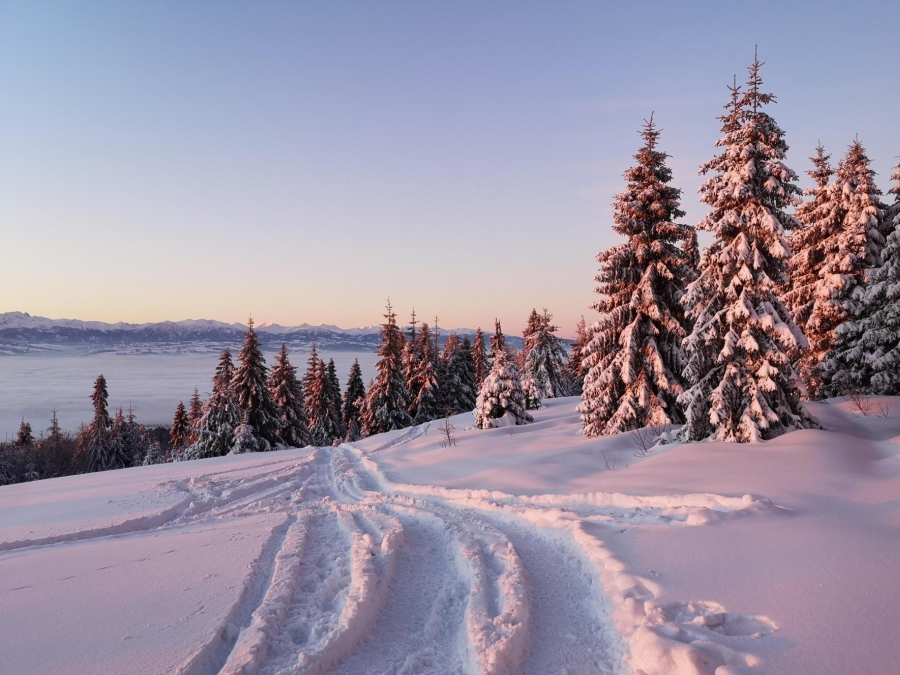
[3,439,784,675]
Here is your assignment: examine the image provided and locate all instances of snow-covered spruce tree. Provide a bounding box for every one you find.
[342,359,366,441]
[123,406,147,467]
[888,161,900,227]
[405,321,428,415]
[822,227,900,394]
[472,327,488,389]
[579,115,694,437]
[188,388,203,445]
[784,145,837,331]
[408,323,443,423]
[567,316,590,396]
[324,359,346,442]
[679,57,814,442]
[440,334,477,414]
[190,349,241,459]
[304,350,329,446]
[232,318,280,451]
[361,301,414,436]
[521,371,542,411]
[682,229,700,279]
[108,407,139,468]
[784,143,879,398]
[232,412,259,454]
[16,419,34,447]
[524,309,569,400]
[268,344,308,448]
[85,374,114,472]
[170,401,191,458]
[474,321,533,428]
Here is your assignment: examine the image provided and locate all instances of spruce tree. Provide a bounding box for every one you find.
[324,358,346,442]
[108,408,134,468]
[360,301,414,435]
[785,143,883,398]
[472,327,488,389]
[342,359,366,441]
[16,419,34,447]
[232,412,260,454]
[579,115,694,436]
[191,349,241,459]
[440,335,477,414]
[232,318,280,451]
[409,324,442,423]
[566,316,590,396]
[268,344,308,448]
[304,351,329,446]
[474,322,532,428]
[170,401,191,457]
[188,388,203,445]
[85,374,114,472]
[406,322,429,415]
[524,309,569,400]
[823,228,900,394]
[123,406,147,467]
[679,56,814,442]
[888,161,900,227]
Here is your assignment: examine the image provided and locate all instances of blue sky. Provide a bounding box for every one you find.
[1,1,897,335]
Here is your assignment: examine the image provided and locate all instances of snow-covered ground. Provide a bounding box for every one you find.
[2,397,898,674]
[0,350,377,440]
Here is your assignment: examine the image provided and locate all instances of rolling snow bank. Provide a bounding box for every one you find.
[1,397,899,674]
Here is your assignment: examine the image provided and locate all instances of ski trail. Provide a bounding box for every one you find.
[328,506,469,675]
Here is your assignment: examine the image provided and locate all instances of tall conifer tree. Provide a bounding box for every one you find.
[679,55,814,442]
[232,319,280,451]
[360,301,414,435]
[579,115,694,436]
[472,327,488,389]
[342,359,366,441]
[85,374,114,472]
[191,349,241,459]
[567,316,590,396]
[170,401,191,456]
[524,309,569,400]
[268,344,308,448]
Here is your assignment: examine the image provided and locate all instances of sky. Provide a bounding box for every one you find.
[1,1,898,337]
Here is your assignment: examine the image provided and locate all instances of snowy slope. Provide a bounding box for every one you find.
[2,397,899,674]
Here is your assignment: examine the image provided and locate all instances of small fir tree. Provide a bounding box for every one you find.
[567,316,590,396]
[325,359,346,441]
[16,419,34,447]
[342,359,367,441]
[579,115,694,436]
[474,322,533,429]
[188,388,203,444]
[472,327,488,388]
[360,301,414,435]
[268,344,308,448]
[678,55,814,442]
[523,309,569,400]
[85,374,114,472]
[232,413,260,454]
[232,318,280,451]
[170,401,191,458]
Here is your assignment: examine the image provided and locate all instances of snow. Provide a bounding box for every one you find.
[2,397,900,673]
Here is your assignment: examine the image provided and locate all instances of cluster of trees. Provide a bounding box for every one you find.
[579,53,900,443]
[0,398,171,486]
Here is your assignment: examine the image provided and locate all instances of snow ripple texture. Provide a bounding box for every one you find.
[6,443,782,675]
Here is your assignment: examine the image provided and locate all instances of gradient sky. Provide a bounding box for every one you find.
[1,1,897,336]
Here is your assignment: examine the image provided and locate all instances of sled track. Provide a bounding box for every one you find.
[4,444,784,674]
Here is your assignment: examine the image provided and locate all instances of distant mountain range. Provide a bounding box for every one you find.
[0,312,514,355]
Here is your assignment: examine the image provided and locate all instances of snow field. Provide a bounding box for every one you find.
[4,396,899,673]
